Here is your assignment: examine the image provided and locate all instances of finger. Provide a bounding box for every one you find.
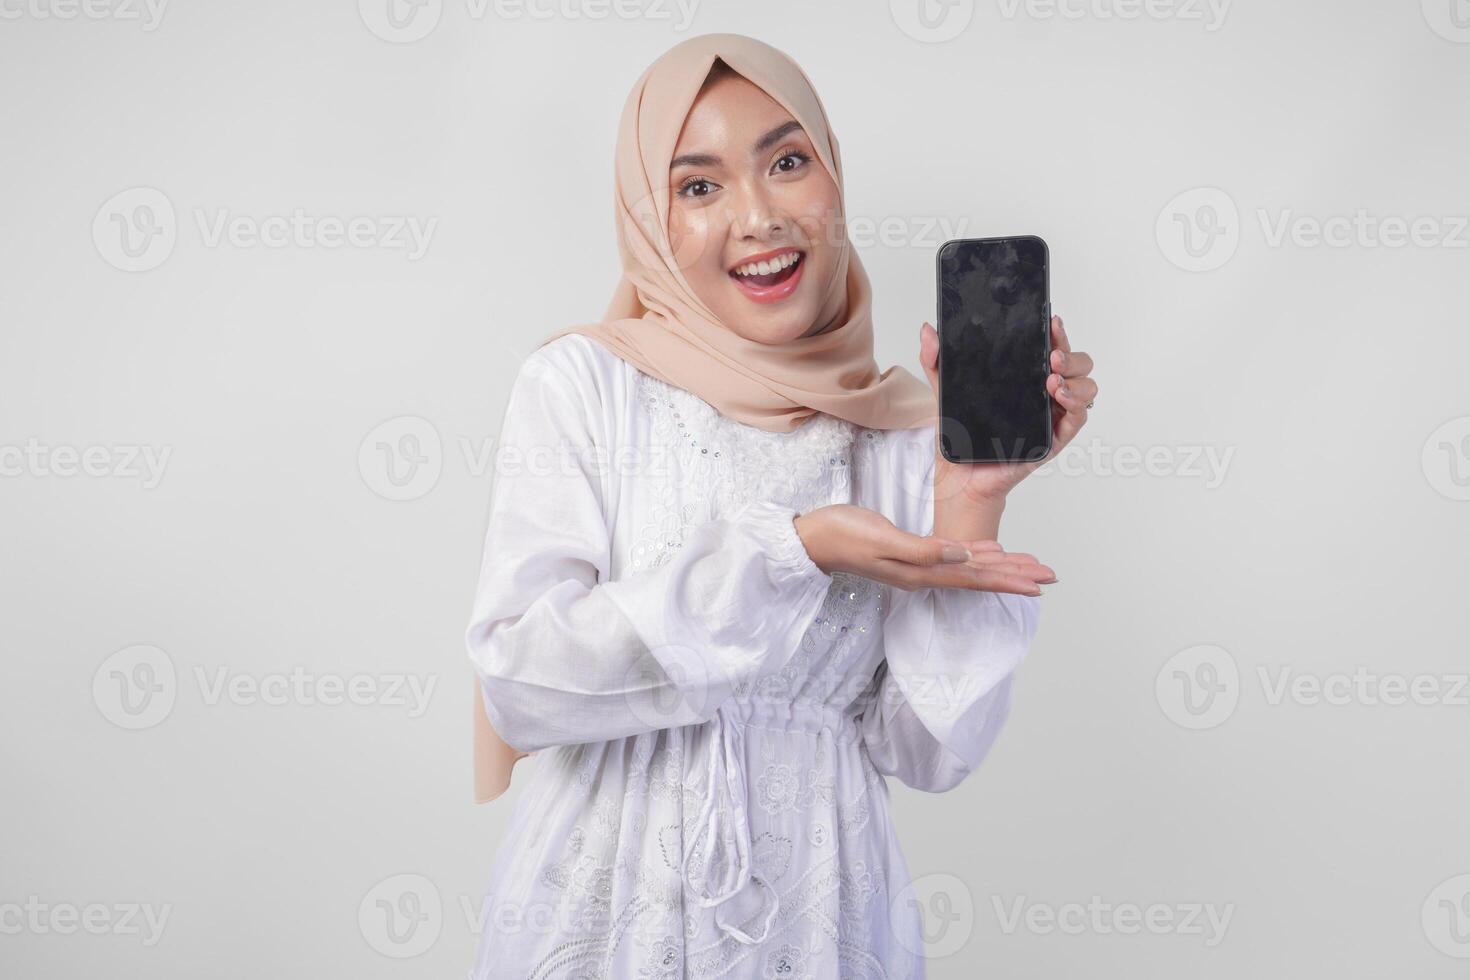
[878,559,1044,596]
[966,549,1039,566]
[1043,375,1090,448]
[959,557,1052,591]
[983,561,1057,582]
[966,553,1055,577]
[969,566,1046,596]
[1049,373,1096,410]
[957,546,1059,582]
[1054,406,1087,449]
[869,557,944,592]
[879,530,972,566]
[968,550,1050,572]
[1049,348,1094,379]
[1050,314,1071,355]
[919,322,939,383]
[1053,376,1097,409]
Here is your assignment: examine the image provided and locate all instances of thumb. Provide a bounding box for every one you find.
[893,532,971,566]
[918,322,940,389]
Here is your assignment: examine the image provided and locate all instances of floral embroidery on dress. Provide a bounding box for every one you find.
[763,940,813,979]
[756,763,802,815]
[629,372,857,573]
[638,934,682,979]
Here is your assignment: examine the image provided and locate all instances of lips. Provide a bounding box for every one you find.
[728,247,805,304]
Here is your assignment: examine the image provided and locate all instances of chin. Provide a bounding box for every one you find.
[721,304,822,345]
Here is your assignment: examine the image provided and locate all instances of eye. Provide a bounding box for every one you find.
[771,147,812,175]
[676,176,719,199]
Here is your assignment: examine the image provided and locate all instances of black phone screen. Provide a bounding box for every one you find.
[937,236,1052,464]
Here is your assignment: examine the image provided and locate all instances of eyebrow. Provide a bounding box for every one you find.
[669,120,806,170]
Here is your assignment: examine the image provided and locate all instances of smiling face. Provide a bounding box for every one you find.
[666,66,844,345]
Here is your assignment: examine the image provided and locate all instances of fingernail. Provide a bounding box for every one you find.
[942,544,971,562]
[1058,382,1071,398]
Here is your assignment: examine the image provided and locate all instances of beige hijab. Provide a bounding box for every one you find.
[473,32,937,804]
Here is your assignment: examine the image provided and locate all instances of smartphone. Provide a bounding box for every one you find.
[936,236,1053,464]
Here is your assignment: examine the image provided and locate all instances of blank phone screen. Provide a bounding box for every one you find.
[937,237,1052,463]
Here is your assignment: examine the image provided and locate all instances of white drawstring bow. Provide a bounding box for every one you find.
[680,709,780,945]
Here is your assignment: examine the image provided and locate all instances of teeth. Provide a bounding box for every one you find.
[733,251,800,277]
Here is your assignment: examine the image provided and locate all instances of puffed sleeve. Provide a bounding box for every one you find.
[856,429,1041,793]
[465,341,835,753]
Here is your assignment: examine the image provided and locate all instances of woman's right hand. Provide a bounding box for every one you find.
[792,504,1055,596]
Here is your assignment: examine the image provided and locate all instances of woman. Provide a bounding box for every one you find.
[465,33,1096,979]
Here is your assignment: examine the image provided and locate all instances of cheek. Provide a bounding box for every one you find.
[667,206,721,278]
[782,181,842,251]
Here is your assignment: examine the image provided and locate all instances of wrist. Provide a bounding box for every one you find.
[934,491,1006,542]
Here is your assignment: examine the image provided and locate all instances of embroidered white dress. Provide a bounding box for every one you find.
[466,333,1040,980]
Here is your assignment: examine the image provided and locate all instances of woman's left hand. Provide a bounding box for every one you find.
[919,314,1097,538]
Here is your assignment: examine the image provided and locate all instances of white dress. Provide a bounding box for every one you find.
[466,333,1040,980]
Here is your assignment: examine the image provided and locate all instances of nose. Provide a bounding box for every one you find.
[726,180,787,244]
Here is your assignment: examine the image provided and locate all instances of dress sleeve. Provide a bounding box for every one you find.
[465,343,835,753]
[856,429,1041,793]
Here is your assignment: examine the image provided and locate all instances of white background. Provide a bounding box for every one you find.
[2,0,1468,976]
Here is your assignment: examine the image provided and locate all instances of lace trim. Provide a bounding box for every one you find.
[629,371,859,573]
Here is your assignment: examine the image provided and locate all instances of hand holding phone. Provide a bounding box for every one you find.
[936,236,1053,464]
